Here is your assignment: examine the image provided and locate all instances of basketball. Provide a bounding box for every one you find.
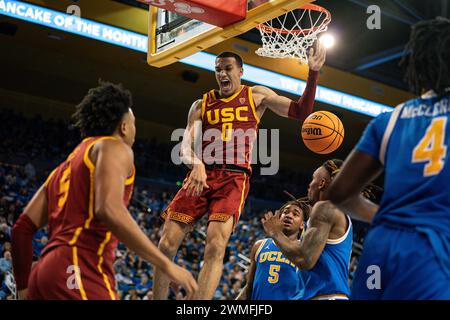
[301,111,344,154]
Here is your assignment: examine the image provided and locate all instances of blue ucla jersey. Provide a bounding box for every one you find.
[251,238,304,300]
[295,215,352,300]
[356,93,450,271]
[357,92,450,236]
[352,91,450,299]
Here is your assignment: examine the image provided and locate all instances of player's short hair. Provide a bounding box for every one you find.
[72,80,132,138]
[322,159,343,177]
[400,17,450,95]
[216,51,243,68]
[279,197,311,222]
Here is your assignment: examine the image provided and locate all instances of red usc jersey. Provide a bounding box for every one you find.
[42,136,135,299]
[201,85,260,172]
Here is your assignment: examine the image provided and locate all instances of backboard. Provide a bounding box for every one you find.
[144,0,314,67]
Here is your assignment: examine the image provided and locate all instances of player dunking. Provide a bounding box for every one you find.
[153,44,327,300]
[328,17,450,299]
[236,199,310,300]
[11,81,197,300]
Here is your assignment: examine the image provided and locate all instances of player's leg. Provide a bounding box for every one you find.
[153,219,191,300]
[195,218,234,299]
[153,180,209,300]
[195,170,250,299]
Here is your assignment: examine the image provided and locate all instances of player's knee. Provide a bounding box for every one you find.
[204,237,227,261]
[158,234,179,258]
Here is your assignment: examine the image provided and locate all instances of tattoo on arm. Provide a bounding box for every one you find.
[271,201,334,270]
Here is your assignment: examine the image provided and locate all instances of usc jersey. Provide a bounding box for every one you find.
[201,85,260,172]
[42,136,135,299]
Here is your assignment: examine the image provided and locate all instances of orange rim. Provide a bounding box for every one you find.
[256,4,331,35]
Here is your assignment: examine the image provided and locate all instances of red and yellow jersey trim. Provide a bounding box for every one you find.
[97,231,116,300]
[162,208,196,224]
[248,87,260,125]
[44,169,57,188]
[201,94,208,121]
[211,85,245,103]
[125,165,136,186]
[68,227,83,246]
[67,136,126,300]
[236,173,248,224]
[72,246,88,300]
[83,136,117,230]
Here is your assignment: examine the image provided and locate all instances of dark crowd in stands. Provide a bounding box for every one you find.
[0,109,309,201]
[0,161,265,300]
[0,109,371,299]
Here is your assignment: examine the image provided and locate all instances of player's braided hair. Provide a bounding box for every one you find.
[322,159,343,177]
[400,17,450,96]
[281,192,311,221]
[72,80,132,138]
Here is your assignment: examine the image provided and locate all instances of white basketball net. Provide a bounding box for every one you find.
[256,6,331,64]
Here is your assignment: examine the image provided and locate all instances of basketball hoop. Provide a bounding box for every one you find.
[255,4,331,63]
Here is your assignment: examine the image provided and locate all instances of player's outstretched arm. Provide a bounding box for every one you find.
[236,240,262,300]
[11,184,48,300]
[330,194,379,224]
[180,100,209,197]
[93,139,198,298]
[262,203,334,270]
[327,150,382,222]
[252,42,326,120]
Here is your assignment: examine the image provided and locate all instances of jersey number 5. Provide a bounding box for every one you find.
[268,264,280,284]
[412,117,448,177]
[58,165,71,208]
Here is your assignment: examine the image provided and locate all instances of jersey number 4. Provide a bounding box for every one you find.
[412,117,448,177]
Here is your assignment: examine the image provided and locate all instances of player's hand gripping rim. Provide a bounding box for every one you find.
[308,41,327,72]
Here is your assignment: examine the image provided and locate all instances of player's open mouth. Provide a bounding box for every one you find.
[220,80,231,90]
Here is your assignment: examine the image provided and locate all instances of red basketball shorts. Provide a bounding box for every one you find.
[27,245,118,300]
[162,168,250,227]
